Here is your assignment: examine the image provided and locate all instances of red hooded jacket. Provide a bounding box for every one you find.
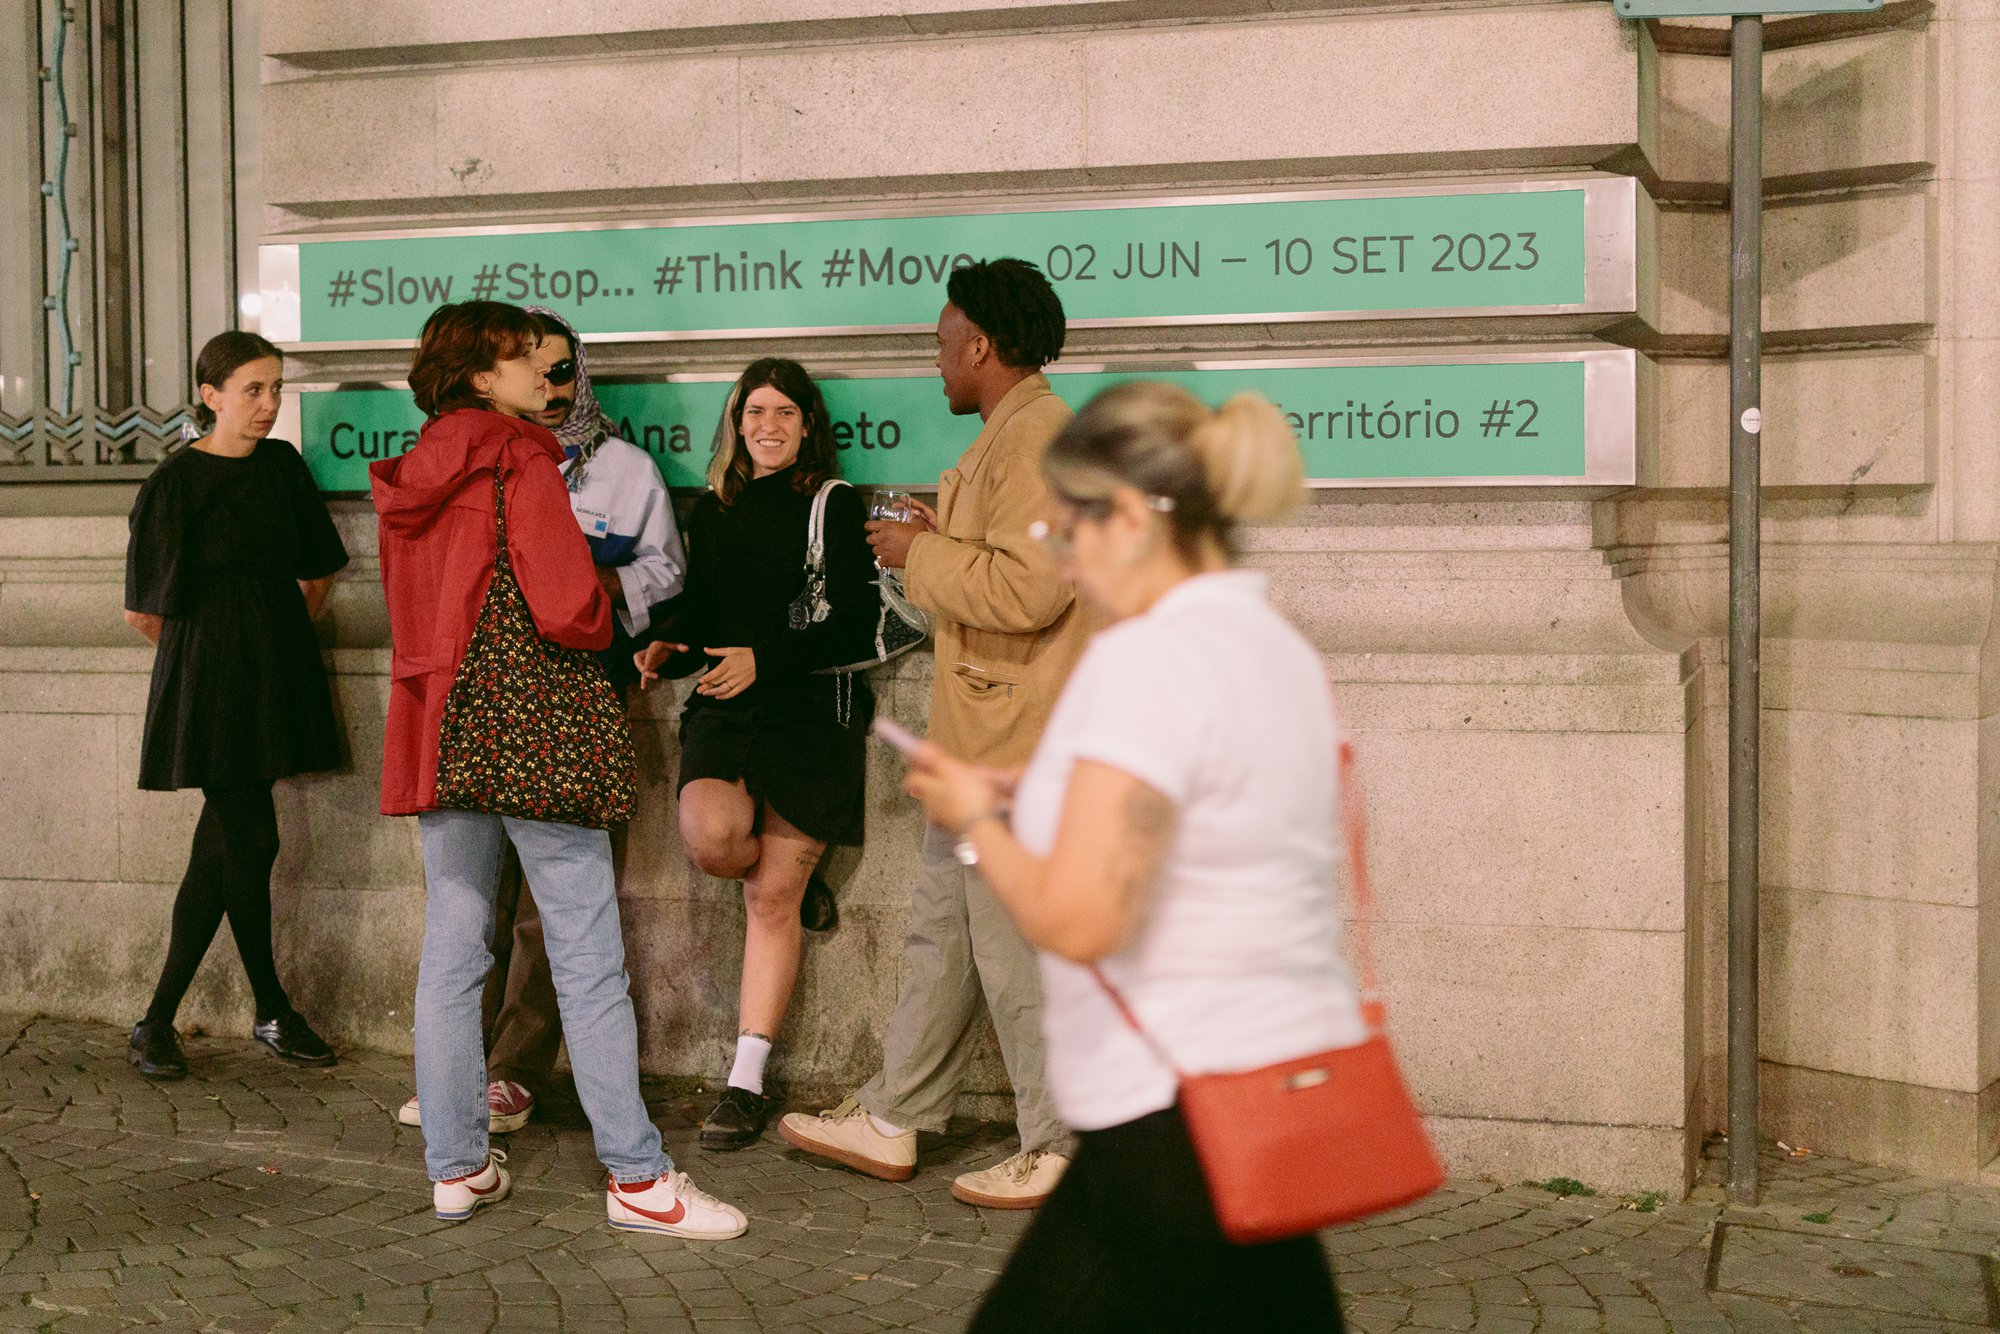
[370,408,612,815]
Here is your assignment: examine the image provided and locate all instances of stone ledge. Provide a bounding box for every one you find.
[1758,886,1982,1090]
[1649,350,1929,490]
[1760,1059,2000,1182]
[1613,541,2000,648]
[262,7,1637,212]
[1379,922,1687,1126]
[0,874,1016,1107]
[263,0,1633,70]
[1654,190,1932,337]
[1645,23,1930,185]
[1425,1116,1688,1193]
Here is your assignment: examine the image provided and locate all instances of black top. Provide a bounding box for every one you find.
[661,465,880,709]
[125,439,350,791]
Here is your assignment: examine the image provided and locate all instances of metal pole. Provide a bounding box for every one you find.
[1726,11,1764,1207]
[97,0,134,415]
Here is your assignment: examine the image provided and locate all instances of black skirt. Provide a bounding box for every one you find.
[139,572,345,790]
[676,673,871,847]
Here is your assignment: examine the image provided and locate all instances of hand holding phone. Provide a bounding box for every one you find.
[872,717,924,758]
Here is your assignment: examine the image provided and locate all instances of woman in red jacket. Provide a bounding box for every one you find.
[371,301,744,1240]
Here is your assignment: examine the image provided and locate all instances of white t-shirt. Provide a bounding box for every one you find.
[1011,569,1369,1132]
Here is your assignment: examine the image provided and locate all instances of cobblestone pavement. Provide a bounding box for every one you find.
[0,1015,1993,1331]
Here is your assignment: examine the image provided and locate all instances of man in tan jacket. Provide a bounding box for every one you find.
[778,259,1086,1208]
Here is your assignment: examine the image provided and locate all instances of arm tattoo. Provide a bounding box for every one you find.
[1114,787,1176,905]
[1121,787,1174,842]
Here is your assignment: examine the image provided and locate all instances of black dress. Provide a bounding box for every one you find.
[125,439,350,791]
[663,465,880,846]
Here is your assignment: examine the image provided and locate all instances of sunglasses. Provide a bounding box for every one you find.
[543,358,577,387]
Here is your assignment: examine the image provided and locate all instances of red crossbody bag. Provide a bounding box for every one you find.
[1090,737,1445,1245]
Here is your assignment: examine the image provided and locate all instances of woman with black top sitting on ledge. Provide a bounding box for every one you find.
[634,357,880,1152]
[123,331,347,1080]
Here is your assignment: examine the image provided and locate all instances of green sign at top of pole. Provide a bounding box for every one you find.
[259,179,1639,348]
[1613,0,1878,16]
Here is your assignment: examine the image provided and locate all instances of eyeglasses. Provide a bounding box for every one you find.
[1028,493,1174,556]
[543,358,577,387]
[1027,510,1092,558]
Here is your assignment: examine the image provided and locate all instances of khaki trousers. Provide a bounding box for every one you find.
[858,825,1072,1154]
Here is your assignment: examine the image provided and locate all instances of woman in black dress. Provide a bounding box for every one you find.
[634,358,879,1150]
[123,331,349,1079]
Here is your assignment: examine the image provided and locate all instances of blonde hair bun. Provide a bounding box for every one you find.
[1190,392,1305,523]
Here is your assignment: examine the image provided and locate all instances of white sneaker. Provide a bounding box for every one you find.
[775,1095,917,1181]
[433,1150,510,1221]
[395,1080,535,1134]
[606,1171,748,1240]
[950,1149,1069,1209]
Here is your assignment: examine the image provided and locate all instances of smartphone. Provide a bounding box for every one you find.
[872,717,924,758]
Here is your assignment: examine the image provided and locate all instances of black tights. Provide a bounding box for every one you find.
[971,1103,1346,1333]
[143,784,293,1027]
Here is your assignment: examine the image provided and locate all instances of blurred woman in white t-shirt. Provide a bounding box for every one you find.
[902,381,1364,1331]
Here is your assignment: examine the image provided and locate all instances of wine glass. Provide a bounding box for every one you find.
[870,489,914,522]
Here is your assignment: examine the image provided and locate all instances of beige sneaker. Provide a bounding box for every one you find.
[950,1149,1070,1209]
[776,1096,917,1181]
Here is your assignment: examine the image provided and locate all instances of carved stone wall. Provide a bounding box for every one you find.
[1,0,1991,1189]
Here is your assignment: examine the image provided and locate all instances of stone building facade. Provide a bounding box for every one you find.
[1,0,1993,1190]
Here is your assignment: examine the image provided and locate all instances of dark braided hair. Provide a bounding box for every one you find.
[946,258,1066,370]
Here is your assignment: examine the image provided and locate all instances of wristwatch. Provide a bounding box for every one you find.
[952,810,1003,866]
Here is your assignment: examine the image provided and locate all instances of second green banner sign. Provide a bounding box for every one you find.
[290,353,1635,494]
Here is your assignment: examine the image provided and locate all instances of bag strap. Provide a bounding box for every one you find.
[490,465,512,573]
[803,478,847,574]
[1088,697,1385,1073]
[1336,735,1387,1030]
[1088,960,1189,1079]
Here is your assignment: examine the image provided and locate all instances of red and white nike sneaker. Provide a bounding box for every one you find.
[395,1080,535,1134]
[606,1171,747,1240]
[433,1150,509,1221]
[484,1080,534,1133]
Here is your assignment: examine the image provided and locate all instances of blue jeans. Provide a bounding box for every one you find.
[415,810,669,1184]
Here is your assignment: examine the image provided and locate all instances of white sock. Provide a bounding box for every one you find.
[868,1112,907,1138]
[727,1034,772,1094]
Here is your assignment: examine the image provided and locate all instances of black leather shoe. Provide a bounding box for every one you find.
[799,873,838,933]
[129,1020,188,1080]
[700,1085,775,1151]
[252,1012,337,1066]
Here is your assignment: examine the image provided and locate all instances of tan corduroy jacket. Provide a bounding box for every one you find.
[902,374,1089,768]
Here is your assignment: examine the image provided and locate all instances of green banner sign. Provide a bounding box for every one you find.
[263,181,1637,346]
[1615,0,1877,13]
[292,353,1635,494]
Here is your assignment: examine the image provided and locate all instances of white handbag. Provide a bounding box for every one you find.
[786,479,931,673]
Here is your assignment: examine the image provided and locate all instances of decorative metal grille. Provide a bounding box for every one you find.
[2,1,248,482]
[0,406,195,475]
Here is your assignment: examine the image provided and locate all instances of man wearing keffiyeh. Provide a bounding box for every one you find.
[523,306,687,654]
[392,307,687,1138]
[528,308,612,473]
